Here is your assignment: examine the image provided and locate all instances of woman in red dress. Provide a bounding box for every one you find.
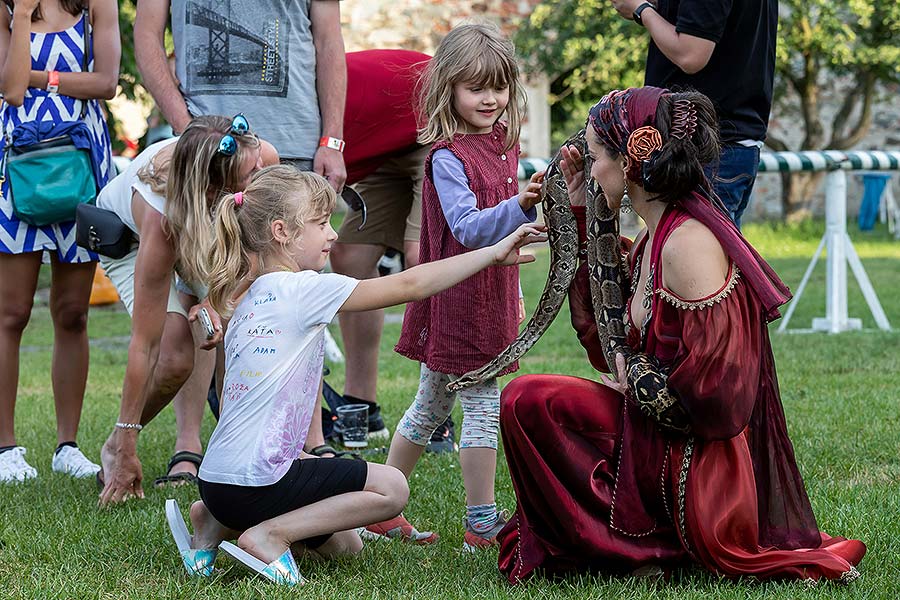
[497,87,865,584]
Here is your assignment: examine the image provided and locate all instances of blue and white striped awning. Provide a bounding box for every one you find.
[518,151,900,179]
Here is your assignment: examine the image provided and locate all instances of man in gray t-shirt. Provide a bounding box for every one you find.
[135,0,347,189]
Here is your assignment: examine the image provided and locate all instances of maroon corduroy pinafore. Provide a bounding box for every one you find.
[395,122,520,376]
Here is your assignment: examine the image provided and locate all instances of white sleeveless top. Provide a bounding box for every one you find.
[96,138,176,235]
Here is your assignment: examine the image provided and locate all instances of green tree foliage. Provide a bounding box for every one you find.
[514,0,647,148]
[103,0,138,152]
[772,1,900,152]
[770,1,900,216]
[516,0,900,217]
[117,0,139,101]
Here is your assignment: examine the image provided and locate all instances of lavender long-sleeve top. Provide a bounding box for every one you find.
[432,149,537,249]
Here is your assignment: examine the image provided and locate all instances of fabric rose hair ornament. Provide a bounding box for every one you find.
[625,125,663,183]
[626,126,663,162]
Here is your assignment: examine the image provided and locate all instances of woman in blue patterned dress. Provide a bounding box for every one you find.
[0,0,118,483]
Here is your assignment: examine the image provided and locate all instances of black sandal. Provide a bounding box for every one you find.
[153,450,203,488]
[308,444,362,460]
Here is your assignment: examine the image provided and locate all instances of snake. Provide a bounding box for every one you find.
[446,130,584,392]
[448,128,690,434]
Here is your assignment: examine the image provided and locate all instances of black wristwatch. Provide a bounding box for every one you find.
[633,2,655,26]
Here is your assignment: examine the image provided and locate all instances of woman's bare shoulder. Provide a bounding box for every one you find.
[660,219,730,300]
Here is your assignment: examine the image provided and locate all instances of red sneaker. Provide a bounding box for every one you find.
[362,515,439,545]
[462,510,509,552]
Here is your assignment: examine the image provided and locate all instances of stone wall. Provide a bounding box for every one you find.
[750,81,900,221]
[343,1,542,52]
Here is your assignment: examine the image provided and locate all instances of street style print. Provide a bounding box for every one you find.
[181,0,290,97]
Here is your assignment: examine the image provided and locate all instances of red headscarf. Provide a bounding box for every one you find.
[588,87,791,321]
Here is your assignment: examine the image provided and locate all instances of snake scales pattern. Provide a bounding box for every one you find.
[448,129,689,434]
[446,130,584,392]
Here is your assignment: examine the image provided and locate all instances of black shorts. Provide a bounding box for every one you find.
[199,457,368,549]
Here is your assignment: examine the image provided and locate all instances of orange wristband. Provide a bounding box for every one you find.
[46,70,60,93]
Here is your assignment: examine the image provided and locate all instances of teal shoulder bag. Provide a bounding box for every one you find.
[1,8,98,227]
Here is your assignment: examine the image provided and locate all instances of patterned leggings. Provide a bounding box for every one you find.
[396,363,500,449]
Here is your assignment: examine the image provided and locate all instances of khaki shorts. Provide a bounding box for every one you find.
[337,145,429,251]
[100,246,188,318]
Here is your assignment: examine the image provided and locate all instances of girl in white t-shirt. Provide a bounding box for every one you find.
[168,165,544,585]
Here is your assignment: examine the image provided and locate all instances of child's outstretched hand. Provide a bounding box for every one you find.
[518,170,545,212]
[492,223,548,266]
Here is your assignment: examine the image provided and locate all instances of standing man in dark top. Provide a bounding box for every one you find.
[609,0,778,226]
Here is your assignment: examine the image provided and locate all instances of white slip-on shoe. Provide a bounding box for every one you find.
[165,499,217,577]
[219,541,304,586]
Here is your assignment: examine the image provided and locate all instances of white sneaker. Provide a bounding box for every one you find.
[0,446,38,483]
[52,445,100,479]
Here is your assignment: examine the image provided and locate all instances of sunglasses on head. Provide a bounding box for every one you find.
[217,114,251,157]
[340,187,368,231]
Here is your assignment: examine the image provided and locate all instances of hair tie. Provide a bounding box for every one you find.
[671,99,697,140]
[234,191,244,207]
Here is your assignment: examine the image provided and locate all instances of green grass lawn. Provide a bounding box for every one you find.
[0,221,898,599]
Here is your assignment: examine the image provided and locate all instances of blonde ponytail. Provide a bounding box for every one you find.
[206,193,251,315]
[164,115,260,286]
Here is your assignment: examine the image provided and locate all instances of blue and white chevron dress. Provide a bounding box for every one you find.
[0,15,112,262]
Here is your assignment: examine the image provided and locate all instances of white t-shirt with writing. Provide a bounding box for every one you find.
[199,271,358,486]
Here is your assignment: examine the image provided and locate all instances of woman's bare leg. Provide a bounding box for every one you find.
[0,252,42,446]
[47,257,95,444]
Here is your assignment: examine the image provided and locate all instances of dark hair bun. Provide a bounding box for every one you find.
[641,90,720,203]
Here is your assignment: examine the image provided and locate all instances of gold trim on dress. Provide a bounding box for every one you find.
[677,437,697,559]
[608,401,658,538]
[656,265,741,311]
[840,566,861,583]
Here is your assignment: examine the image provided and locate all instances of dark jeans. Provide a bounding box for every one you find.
[707,144,761,228]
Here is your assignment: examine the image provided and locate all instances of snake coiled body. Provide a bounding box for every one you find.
[446,130,583,392]
[448,129,689,433]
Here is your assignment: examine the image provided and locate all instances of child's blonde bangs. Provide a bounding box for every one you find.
[293,175,337,230]
[418,22,526,151]
[454,50,514,90]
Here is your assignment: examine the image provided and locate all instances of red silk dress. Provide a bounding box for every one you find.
[497,204,865,584]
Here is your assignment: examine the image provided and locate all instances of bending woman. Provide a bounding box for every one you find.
[96,115,275,505]
[497,87,865,583]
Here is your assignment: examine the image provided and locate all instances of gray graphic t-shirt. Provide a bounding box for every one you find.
[172,0,319,159]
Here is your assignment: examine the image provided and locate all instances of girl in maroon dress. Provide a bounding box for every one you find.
[497,86,866,584]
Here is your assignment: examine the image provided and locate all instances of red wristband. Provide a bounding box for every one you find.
[319,136,345,153]
[46,70,60,93]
